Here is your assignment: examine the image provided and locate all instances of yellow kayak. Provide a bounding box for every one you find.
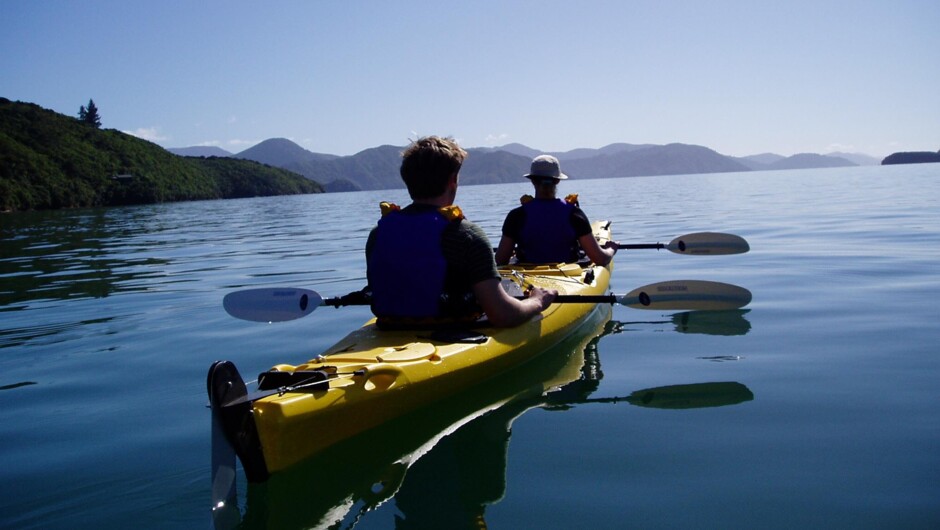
[243,304,615,528]
[209,221,614,482]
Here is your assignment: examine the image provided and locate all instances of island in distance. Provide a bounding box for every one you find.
[168,138,880,193]
[881,150,940,165]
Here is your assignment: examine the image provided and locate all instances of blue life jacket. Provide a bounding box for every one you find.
[368,208,451,318]
[518,198,579,263]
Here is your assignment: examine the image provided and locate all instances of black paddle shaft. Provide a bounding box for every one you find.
[515,294,617,304]
[615,243,665,250]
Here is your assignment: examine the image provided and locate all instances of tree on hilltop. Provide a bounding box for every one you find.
[78,99,101,128]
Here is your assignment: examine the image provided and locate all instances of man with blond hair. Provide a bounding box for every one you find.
[367,136,556,328]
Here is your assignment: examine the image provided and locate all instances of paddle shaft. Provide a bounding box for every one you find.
[320,295,618,306]
[501,243,662,251]
[615,243,663,250]
[552,294,617,304]
[495,245,661,251]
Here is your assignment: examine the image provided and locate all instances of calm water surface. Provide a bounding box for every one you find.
[1,164,939,528]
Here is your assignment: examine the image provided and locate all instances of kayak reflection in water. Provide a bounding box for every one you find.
[390,322,612,529]
[389,318,753,529]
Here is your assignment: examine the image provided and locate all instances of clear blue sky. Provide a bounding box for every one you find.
[3,1,938,158]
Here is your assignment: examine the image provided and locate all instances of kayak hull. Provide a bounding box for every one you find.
[244,304,614,527]
[212,221,613,481]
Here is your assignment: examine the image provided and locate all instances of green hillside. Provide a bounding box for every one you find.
[0,98,323,212]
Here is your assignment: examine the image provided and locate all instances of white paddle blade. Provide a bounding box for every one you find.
[620,280,752,310]
[667,232,750,255]
[222,288,322,322]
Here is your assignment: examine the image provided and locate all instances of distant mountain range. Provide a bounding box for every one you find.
[167,139,881,193]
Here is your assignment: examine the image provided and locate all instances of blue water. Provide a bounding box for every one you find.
[1,164,939,528]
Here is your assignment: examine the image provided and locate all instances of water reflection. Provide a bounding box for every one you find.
[613,309,751,336]
[0,381,37,391]
[234,308,754,529]
[1,208,167,306]
[623,382,753,409]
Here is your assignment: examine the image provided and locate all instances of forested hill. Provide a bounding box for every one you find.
[0,98,323,212]
[881,150,940,165]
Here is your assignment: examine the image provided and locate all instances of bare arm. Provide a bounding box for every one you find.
[473,278,556,328]
[494,235,515,266]
[579,233,616,266]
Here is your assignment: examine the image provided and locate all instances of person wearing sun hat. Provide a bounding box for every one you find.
[495,154,616,266]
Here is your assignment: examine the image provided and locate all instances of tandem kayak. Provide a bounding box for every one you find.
[242,303,616,528]
[209,221,615,483]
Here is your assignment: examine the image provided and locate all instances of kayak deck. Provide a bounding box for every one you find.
[212,221,613,481]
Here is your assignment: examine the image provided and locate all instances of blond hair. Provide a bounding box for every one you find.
[400,136,467,199]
